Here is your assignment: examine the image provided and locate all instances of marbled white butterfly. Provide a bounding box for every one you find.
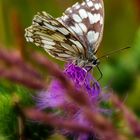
[25,0,104,68]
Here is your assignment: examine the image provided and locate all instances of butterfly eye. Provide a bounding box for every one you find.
[93,59,100,66]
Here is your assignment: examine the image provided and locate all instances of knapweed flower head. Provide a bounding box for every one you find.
[37,63,101,109]
[37,63,108,139]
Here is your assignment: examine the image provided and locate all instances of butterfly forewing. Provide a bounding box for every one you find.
[25,12,85,61]
[58,0,104,53]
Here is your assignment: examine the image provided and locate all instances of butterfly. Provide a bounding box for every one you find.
[25,0,104,69]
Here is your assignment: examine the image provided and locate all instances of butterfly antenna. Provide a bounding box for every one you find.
[98,46,130,60]
[96,65,103,81]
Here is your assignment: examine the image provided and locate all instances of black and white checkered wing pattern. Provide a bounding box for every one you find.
[25,12,85,62]
[58,0,104,53]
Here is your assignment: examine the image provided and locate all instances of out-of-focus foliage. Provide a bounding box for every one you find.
[0,0,140,140]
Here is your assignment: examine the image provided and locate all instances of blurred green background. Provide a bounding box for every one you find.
[0,0,140,139]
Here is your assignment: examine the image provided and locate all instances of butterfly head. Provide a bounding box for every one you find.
[77,55,99,71]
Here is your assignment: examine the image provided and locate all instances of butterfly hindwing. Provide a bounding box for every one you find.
[25,12,85,61]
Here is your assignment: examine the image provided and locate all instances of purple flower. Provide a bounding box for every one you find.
[36,63,109,139]
[37,63,101,109]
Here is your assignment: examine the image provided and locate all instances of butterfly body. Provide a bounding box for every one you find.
[25,0,104,68]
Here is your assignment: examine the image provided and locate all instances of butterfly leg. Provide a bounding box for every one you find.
[96,65,103,81]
